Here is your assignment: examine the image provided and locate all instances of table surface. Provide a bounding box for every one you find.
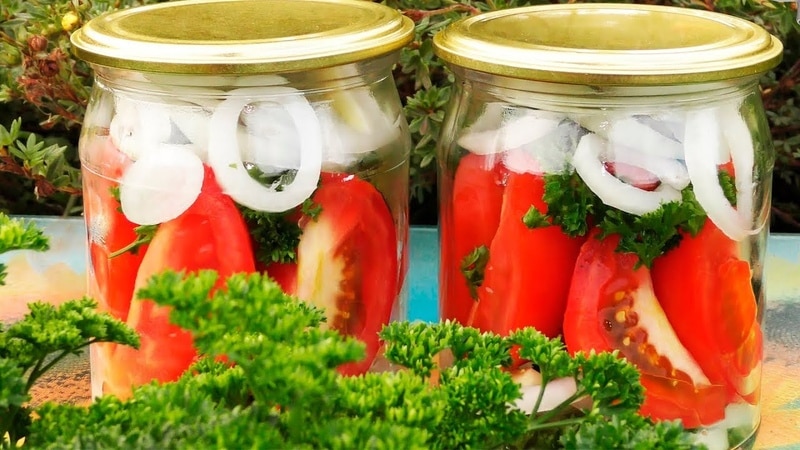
[1,218,798,449]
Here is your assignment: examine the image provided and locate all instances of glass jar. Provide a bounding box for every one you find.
[71,0,413,399]
[433,4,782,448]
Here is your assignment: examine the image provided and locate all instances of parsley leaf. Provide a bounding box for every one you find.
[459,245,490,300]
[239,198,322,265]
[239,207,302,265]
[542,172,599,238]
[13,270,702,449]
[523,207,550,229]
[109,224,158,258]
[596,188,707,268]
[719,170,737,206]
[0,213,49,286]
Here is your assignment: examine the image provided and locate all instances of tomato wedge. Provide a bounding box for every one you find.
[473,171,584,338]
[102,166,255,398]
[295,173,398,376]
[651,219,762,404]
[440,153,506,325]
[564,231,727,428]
[263,261,298,296]
[82,138,145,322]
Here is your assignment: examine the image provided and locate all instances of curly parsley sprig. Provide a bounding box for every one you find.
[19,270,705,449]
[239,197,321,265]
[536,171,719,267]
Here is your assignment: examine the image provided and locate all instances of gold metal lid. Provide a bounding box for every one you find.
[71,0,414,74]
[433,4,783,85]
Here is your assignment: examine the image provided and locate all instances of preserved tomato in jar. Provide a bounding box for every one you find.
[433,4,781,448]
[71,0,413,399]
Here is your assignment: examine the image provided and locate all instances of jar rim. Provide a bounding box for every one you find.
[432,4,783,86]
[70,0,414,74]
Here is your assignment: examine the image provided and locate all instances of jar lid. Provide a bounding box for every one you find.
[70,0,414,74]
[433,4,783,85]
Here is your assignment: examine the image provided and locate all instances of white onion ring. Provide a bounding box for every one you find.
[207,86,322,213]
[607,117,685,160]
[119,144,204,225]
[458,114,563,155]
[604,144,690,190]
[573,133,682,216]
[719,102,756,227]
[684,107,754,241]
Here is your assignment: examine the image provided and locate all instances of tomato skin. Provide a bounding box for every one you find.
[83,138,145,322]
[651,219,762,404]
[262,261,298,296]
[296,173,398,376]
[440,153,506,325]
[564,231,727,428]
[473,171,584,338]
[102,166,255,398]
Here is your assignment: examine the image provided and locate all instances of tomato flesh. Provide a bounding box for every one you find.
[295,173,398,376]
[474,171,584,338]
[101,166,255,398]
[441,153,506,325]
[564,231,727,428]
[651,219,762,404]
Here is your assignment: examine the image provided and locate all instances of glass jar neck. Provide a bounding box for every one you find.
[453,66,761,113]
[93,52,400,96]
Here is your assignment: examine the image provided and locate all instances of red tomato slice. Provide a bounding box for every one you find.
[102,166,255,398]
[564,231,727,428]
[295,173,398,376]
[473,171,584,338]
[440,153,506,325]
[651,219,762,404]
[82,138,145,322]
[263,261,298,296]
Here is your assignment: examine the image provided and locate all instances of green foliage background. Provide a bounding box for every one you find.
[1,0,799,230]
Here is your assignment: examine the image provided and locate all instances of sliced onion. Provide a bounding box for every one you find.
[165,106,212,160]
[503,148,544,175]
[512,368,578,414]
[503,121,582,175]
[119,144,204,225]
[684,107,754,241]
[207,86,322,213]
[634,112,685,143]
[693,403,758,450]
[571,114,611,137]
[692,425,729,450]
[573,133,682,216]
[607,117,685,160]
[109,96,172,160]
[314,102,400,170]
[604,143,690,190]
[718,102,756,227]
[459,113,563,155]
